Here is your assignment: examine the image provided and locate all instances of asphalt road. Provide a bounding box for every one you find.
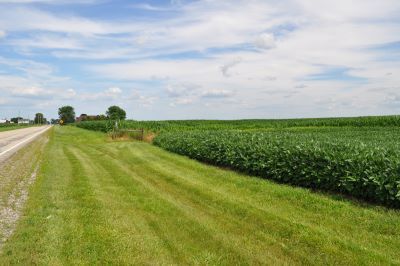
[0,126,51,163]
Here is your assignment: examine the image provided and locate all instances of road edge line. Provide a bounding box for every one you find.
[0,126,52,157]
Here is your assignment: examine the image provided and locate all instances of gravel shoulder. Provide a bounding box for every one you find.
[0,126,51,163]
[0,128,51,251]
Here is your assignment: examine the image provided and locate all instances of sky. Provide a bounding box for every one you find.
[0,0,399,120]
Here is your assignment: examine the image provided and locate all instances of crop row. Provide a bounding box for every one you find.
[153,129,400,207]
[75,115,400,132]
[75,120,114,132]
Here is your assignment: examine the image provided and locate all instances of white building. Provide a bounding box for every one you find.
[18,119,30,124]
[0,119,8,124]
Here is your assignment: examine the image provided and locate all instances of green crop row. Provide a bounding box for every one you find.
[75,115,400,133]
[75,120,114,132]
[153,128,400,207]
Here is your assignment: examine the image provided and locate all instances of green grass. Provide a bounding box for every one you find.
[0,125,32,132]
[1,126,400,265]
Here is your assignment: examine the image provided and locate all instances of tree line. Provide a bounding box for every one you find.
[58,105,127,125]
[5,114,48,125]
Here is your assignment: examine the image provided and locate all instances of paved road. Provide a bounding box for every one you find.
[0,126,51,163]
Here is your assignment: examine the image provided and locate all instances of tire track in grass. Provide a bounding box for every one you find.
[75,145,250,263]
[38,138,73,265]
[101,142,393,265]
[88,143,303,265]
[62,146,117,265]
[75,144,252,265]
[69,145,177,265]
[118,145,361,265]
[130,142,400,263]
[1,130,128,264]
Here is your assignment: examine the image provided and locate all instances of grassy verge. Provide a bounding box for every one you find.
[0,125,33,132]
[1,126,400,264]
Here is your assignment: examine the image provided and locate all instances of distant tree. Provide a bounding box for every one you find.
[34,113,45,124]
[58,106,76,124]
[98,114,107,120]
[87,115,97,121]
[106,106,126,120]
[10,117,23,124]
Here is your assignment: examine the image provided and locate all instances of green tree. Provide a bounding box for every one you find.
[34,113,45,124]
[58,106,76,124]
[11,117,23,124]
[98,114,107,120]
[106,106,126,120]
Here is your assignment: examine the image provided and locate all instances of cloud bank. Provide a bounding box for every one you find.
[0,0,399,119]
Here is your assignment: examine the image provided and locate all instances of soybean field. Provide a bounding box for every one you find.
[77,116,400,207]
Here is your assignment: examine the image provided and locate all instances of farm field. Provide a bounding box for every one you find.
[1,126,400,264]
[77,116,400,208]
[0,124,31,132]
[75,115,400,132]
[154,127,400,207]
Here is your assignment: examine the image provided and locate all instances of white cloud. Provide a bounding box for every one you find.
[165,83,201,98]
[130,3,179,12]
[202,89,234,98]
[80,87,122,101]
[175,97,193,105]
[0,7,126,35]
[64,88,77,99]
[0,30,5,38]
[220,58,242,77]
[128,90,158,108]
[105,87,122,96]
[166,84,189,98]
[10,34,84,50]
[1,0,400,119]
[11,86,52,97]
[254,33,276,50]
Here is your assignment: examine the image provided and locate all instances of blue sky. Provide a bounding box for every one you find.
[0,0,400,120]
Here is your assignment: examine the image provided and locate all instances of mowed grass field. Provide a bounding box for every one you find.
[1,126,400,265]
